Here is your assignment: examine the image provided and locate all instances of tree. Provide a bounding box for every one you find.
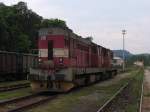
[0,2,42,52]
[41,19,67,28]
[16,34,31,52]
[0,2,70,53]
[85,36,93,41]
[126,54,150,66]
[0,17,9,50]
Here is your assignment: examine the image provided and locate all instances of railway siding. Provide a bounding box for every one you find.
[97,68,144,112]
[0,87,32,101]
[0,80,31,101]
[0,93,57,112]
[0,83,29,92]
[0,80,29,88]
[27,69,139,112]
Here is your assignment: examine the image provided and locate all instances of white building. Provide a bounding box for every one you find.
[112,57,124,67]
[134,61,144,67]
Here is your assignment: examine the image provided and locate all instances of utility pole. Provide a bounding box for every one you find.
[122,30,126,71]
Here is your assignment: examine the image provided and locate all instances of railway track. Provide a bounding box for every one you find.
[0,92,57,112]
[96,69,144,112]
[139,74,144,112]
[0,83,30,92]
[96,82,130,112]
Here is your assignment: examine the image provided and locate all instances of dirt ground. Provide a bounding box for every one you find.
[96,72,131,87]
[142,69,150,112]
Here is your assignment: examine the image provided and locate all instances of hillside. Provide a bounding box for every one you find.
[113,50,150,66]
[113,50,133,59]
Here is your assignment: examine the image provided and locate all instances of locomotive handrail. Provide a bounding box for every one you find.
[0,50,38,56]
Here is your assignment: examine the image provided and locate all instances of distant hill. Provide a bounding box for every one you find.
[112,50,133,59]
[113,50,150,66]
[136,53,150,56]
[127,53,150,66]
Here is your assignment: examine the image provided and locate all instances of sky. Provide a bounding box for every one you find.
[1,0,150,54]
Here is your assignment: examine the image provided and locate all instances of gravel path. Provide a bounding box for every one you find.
[142,69,150,112]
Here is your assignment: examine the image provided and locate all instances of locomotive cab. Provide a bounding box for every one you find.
[28,28,74,92]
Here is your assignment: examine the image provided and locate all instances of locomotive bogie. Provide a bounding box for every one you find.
[30,80,75,92]
[29,67,117,92]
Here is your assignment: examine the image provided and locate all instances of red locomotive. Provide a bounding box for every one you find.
[28,27,117,92]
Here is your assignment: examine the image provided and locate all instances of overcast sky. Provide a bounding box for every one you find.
[1,0,150,54]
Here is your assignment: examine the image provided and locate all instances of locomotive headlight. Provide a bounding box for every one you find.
[39,58,42,62]
[59,57,63,64]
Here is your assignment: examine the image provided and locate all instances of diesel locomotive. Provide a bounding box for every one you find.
[28,27,117,92]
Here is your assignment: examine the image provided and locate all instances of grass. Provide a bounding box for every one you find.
[0,80,31,100]
[124,68,144,112]
[0,80,29,88]
[27,69,139,112]
[144,92,150,97]
[0,87,32,100]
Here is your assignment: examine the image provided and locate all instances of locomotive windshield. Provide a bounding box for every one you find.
[48,40,53,60]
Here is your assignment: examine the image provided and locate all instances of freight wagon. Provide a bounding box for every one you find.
[0,51,38,81]
[28,27,117,92]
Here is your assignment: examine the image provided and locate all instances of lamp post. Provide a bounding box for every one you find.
[122,29,126,71]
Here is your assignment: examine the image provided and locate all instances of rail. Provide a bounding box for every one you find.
[139,74,144,112]
[0,83,29,92]
[0,92,57,112]
[96,82,129,112]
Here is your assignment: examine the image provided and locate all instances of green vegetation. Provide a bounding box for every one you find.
[0,2,68,53]
[113,50,150,66]
[41,19,68,29]
[0,80,31,100]
[0,87,32,100]
[124,68,144,111]
[28,70,139,112]
[127,54,150,66]
[0,80,29,88]
[144,92,150,97]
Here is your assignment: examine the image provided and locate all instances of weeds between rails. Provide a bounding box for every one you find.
[97,68,144,112]
[0,83,30,92]
[0,92,57,112]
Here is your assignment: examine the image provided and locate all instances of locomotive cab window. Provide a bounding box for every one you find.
[48,40,53,60]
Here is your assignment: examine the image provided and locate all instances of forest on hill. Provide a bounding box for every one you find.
[0,1,68,53]
[113,50,150,66]
[113,50,132,59]
[126,54,150,66]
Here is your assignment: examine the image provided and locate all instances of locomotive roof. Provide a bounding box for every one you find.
[39,27,111,51]
[39,27,91,45]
